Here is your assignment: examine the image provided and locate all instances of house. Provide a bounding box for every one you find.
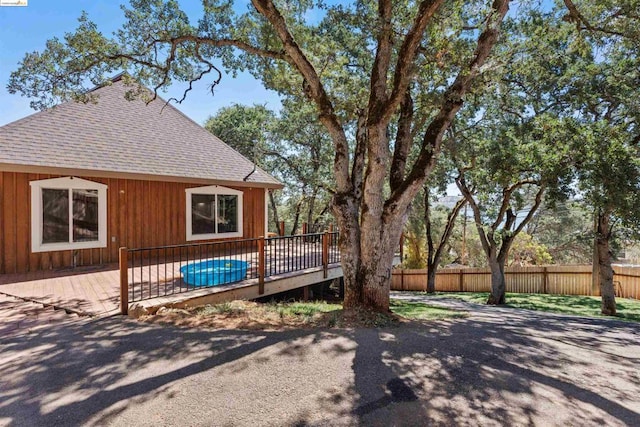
[0,75,282,274]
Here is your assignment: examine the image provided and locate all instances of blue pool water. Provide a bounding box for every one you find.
[180,259,249,287]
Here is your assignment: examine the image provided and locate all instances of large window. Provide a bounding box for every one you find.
[30,177,107,252]
[185,185,243,240]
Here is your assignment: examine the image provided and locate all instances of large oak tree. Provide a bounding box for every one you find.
[8,0,510,311]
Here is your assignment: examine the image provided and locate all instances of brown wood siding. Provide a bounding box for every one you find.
[0,172,266,274]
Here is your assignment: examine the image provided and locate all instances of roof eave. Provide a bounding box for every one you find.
[0,163,284,189]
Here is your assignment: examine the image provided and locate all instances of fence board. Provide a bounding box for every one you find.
[391,265,640,300]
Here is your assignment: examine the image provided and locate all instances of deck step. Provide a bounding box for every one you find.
[0,293,85,338]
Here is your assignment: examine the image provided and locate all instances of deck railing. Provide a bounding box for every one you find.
[119,231,341,314]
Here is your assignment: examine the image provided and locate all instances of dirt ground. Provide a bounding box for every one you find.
[137,300,405,331]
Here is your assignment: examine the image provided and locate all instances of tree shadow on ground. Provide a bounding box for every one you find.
[342,297,640,426]
[1,299,639,426]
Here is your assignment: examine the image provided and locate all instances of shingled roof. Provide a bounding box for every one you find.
[0,77,281,188]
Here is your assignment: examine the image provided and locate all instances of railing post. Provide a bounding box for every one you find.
[258,236,265,294]
[322,231,329,278]
[279,221,285,236]
[119,247,129,315]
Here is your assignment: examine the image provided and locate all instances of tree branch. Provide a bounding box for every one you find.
[456,174,492,256]
[367,0,394,120]
[512,184,546,237]
[351,111,368,205]
[390,90,414,191]
[562,0,627,37]
[433,196,466,266]
[382,0,444,123]
[384,0,510,219]
[251,0,352,196]
[491,178,539,231]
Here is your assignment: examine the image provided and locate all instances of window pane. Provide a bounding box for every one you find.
[73,189,99,242]
[42,189,69,244]
[217,195,238,233]
[192,194,216,235]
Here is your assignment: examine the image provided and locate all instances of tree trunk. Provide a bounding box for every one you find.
[269,191,280,234]
[596,212,616,315]
[425,188,436,294]
[591,213,600,295]
[424,189,465,294]
[290,198,303,235]
[335,198,405,313]
[426,265,437,294]
[487,256,506,305]
[306,188,317,229]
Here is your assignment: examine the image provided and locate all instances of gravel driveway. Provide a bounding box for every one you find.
[1,292,639,426]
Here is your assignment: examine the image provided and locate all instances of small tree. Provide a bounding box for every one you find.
[455,109,573,304]
[424,186,466,293]
[507,233,552,266]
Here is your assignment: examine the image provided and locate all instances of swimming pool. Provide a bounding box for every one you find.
[180,259,249,287]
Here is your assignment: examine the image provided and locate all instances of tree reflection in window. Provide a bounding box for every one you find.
[42,188,100,244]
[42,189,69,243]
[217,195,238,233]
[190,193,238,235]
[72,189,99,242]
[191,194,216,235]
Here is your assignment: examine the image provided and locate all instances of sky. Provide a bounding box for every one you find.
[0,0,281,127]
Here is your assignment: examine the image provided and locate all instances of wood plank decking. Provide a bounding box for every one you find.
[0,265,121,316]
[0,239,342,317]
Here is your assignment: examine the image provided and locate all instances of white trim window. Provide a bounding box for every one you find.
[185,185,243,241]
[30,177,108,253]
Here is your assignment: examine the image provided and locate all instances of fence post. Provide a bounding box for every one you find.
[542,266,548,294]
[119,247,129,315]
[322,231,329,278]
[258,236,265,294]
[459,269,464,292]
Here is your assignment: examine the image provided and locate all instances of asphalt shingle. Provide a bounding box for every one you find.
[0,77,281,187]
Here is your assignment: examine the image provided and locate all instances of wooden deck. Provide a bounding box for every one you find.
[0,265,121,316]
[0,239,342,317]
[126,240,336,302]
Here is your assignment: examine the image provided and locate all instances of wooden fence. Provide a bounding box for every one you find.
[392,265,640,300]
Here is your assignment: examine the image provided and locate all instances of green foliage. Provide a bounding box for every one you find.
[204,103,275,162]
[402,230,427,269]
[268,300,341,319]
[203,98,334,233]
[433,292,640,322]
[507,232,552,266]
[527,200,593,264]
[389,299,468,320]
